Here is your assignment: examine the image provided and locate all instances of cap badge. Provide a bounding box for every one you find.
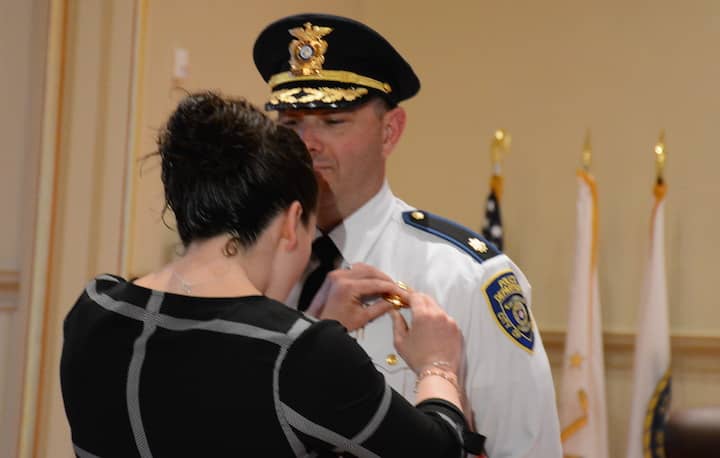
[288,22,333,76]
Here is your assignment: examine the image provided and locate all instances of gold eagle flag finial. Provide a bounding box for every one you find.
[288,22,333,76]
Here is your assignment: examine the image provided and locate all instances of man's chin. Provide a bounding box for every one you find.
[317,187,336,207]
[314,173,332,193]
[314,168,332,182]
[314,175,340,208]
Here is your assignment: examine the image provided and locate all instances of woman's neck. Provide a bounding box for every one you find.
[136,236,265,298]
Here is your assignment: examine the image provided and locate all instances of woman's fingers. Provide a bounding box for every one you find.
[364,300,393,322]
[353,280,410,307]
[390,309,409,342]
[305,266,412,330]
[342,263,394,282]
[408,292,430,315]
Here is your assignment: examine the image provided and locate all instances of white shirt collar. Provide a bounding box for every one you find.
[326,181,395,265]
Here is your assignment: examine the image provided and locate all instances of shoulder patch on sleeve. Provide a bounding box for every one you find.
[483,271,534,353]
[402,210,501,264]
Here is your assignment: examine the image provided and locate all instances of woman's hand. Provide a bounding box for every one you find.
[306,263,408,331]
[391,292,462,375]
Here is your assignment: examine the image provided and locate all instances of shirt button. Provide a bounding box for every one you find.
[386,354,398,365]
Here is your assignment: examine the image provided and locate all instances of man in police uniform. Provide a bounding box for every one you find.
[253,13,562,457]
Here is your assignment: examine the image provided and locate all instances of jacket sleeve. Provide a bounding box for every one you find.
[278,320,485,457]
[446,256,563,458]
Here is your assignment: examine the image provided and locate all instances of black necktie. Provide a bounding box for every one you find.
[297,235,341,311]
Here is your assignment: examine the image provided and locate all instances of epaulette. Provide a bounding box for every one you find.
[402,210,501,263]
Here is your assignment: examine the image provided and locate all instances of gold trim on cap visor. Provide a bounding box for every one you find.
[269,87,369,105]
[269,70,392,94]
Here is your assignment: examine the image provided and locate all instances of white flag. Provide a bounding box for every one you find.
[559,170,609,458]
[626,183,671,458]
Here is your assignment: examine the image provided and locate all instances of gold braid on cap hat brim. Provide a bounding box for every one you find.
[269,87,369,105]
[268,70,392,94]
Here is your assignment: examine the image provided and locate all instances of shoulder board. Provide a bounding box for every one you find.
[402,210,501,263]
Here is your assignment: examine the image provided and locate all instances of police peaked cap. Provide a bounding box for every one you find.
[253,13,420,111]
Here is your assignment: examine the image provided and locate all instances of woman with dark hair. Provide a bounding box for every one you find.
[60,92,484,457]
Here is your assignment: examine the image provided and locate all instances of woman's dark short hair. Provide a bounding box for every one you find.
[157,91,317,248]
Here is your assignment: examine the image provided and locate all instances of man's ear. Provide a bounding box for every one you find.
[381,106,407,158]
[280,201,303,250]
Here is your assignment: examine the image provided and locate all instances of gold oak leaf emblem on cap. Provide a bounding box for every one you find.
[468,237,488,253]
[288,22,333,76]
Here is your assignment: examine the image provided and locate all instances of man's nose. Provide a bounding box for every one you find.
[296,125,322,154]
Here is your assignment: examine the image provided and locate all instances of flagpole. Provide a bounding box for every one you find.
[655,130,666,186]
[558,132,608,458]
[490,129,510,173]
[582,129,592,172]
[626,131,671,458]
[490,129,510,200]
[482,130,510,251]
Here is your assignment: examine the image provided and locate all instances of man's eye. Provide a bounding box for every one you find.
[325,118,346,125]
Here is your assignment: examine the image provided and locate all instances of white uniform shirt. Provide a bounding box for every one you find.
[288,182,562,457]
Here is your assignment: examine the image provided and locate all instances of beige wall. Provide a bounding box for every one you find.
[16,1,137,456]
[0,0,49,456]
[0,0,29,269]
[7,0,720,456]
[34,1,137,456]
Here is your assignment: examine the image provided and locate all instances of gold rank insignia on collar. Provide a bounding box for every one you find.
[288,22,333,76]
[468,237,488,254]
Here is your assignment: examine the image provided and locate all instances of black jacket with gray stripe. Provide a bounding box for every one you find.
[61,275,482,457]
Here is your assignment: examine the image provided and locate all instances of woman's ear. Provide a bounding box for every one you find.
[280,201,303,251]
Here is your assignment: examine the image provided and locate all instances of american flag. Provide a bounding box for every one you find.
[482,175,503,251]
